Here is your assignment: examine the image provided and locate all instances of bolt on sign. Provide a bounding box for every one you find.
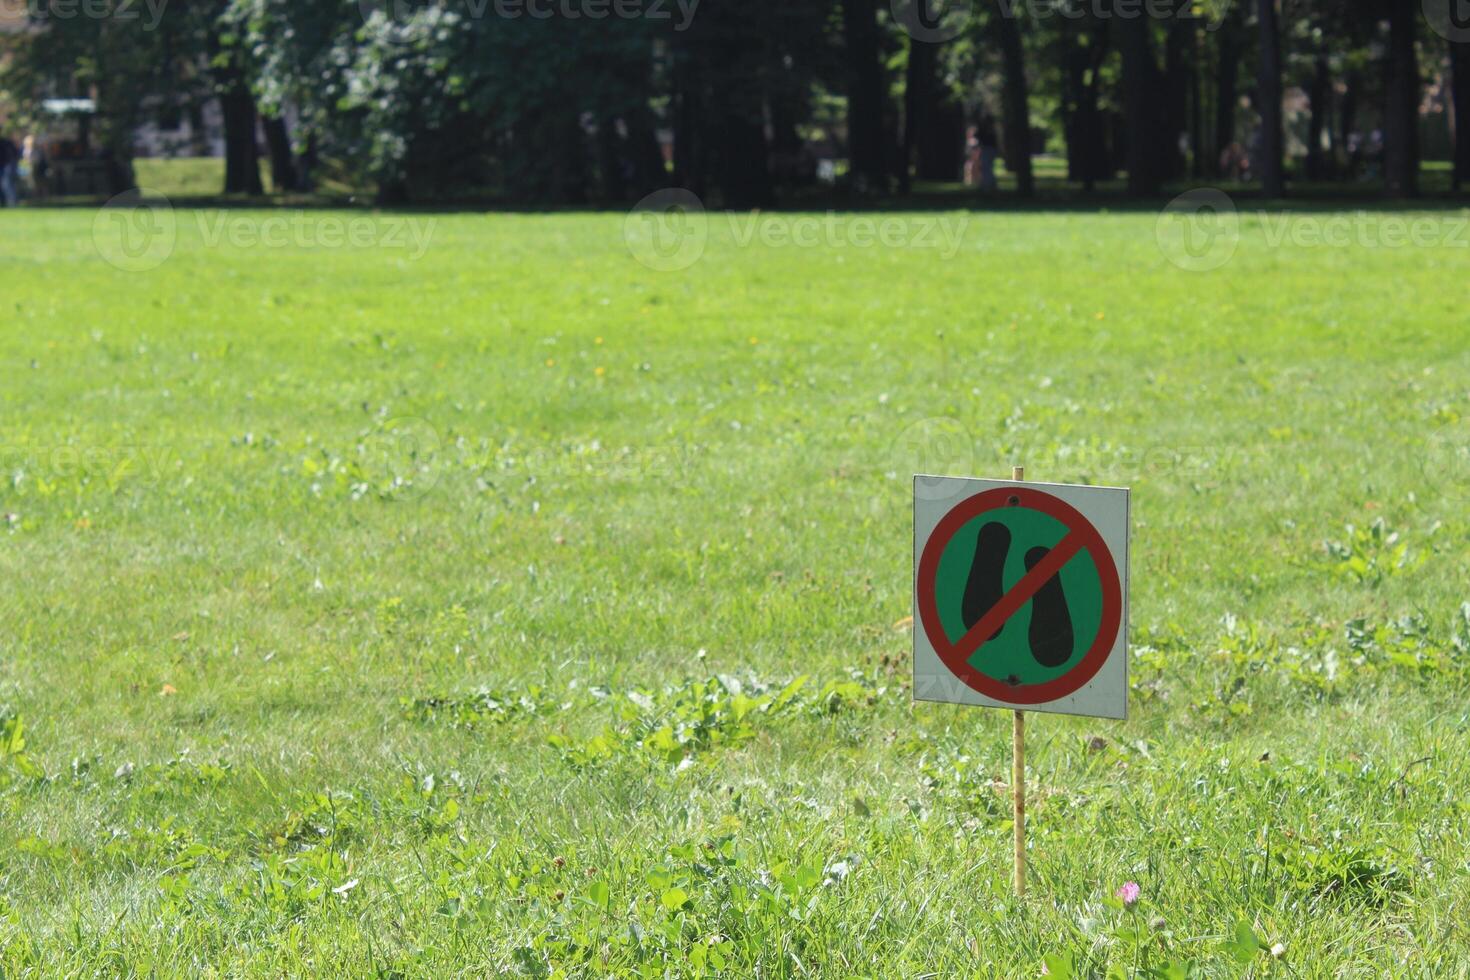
[913,476,1131,719]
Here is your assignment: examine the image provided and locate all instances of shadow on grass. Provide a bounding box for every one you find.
[21,165,1470,216]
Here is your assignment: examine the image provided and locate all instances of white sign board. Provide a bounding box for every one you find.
[913,475,1130,720]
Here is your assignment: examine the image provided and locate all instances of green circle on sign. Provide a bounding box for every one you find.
[932,505,1105,686]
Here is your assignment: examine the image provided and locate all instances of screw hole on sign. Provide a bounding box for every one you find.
[1008,495,1021,506]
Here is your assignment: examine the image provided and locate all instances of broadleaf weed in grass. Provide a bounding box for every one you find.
[1277,837,1408,904]
[1184,607,1470,723]
[404,686,547,730]
[99,816,227,873]
[262,791,366,852]
[917,746,1012,826]
[543,671,892,771]
[116,752,231,800]
[1322,518,1426,585]
[237,846,357,921]
[0,713,44,782]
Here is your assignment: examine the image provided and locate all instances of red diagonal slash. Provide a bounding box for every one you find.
[949,530,1086,664]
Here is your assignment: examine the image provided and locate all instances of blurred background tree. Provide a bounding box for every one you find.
[2,0,1465,204]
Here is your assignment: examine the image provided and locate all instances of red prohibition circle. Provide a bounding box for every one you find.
[916,487,1122,704]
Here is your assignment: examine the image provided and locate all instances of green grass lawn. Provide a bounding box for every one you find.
[131,158,236,200]
[2,199,1469,976]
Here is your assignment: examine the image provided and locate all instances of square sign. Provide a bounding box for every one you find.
[913,475,1130,720]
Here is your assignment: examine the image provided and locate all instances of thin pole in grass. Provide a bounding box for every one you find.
[918,464,1127,899]
[1011,464,1026,899]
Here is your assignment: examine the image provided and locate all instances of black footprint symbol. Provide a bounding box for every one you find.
[962,522,1010,640]
[1024,546,1074,667]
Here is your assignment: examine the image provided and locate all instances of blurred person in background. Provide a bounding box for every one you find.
[22,134,48,200]
[0,133,20,206]
[975,117,999,192]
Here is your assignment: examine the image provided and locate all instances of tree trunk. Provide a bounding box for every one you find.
[1384,1,1420,198]
[884,93,906,188]
[549,114,590,205]
[898,0,958,181]
[920,99,965,180]
[899,10,934,192]
[672,55,707,197]
[503,112,589,205]
[1119,13,1161,195]
[843,0,887,192]
[768,88,806,186]
[1214,16,1240,178]
[220,84,264,196]
[994,0,1034,197]
[713,106,773,209]
[1339,69,1360,174]
[1454,43,1470,191]
[188,102,210,158]
[626,110,669,199]
[262,115,300,193]
[1190,23,1203,179]
[902,12,937,192]
[597,116,629,202]
[1305,53,1329,180]
[298,133,319,193]
[1163,15,1190,181]
[376,179,409,206]
[1063,20,1110,189]
[693,29,773,209]
[1255,0,1284,197]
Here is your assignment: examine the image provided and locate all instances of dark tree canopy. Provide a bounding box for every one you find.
[1,0,1462,202]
